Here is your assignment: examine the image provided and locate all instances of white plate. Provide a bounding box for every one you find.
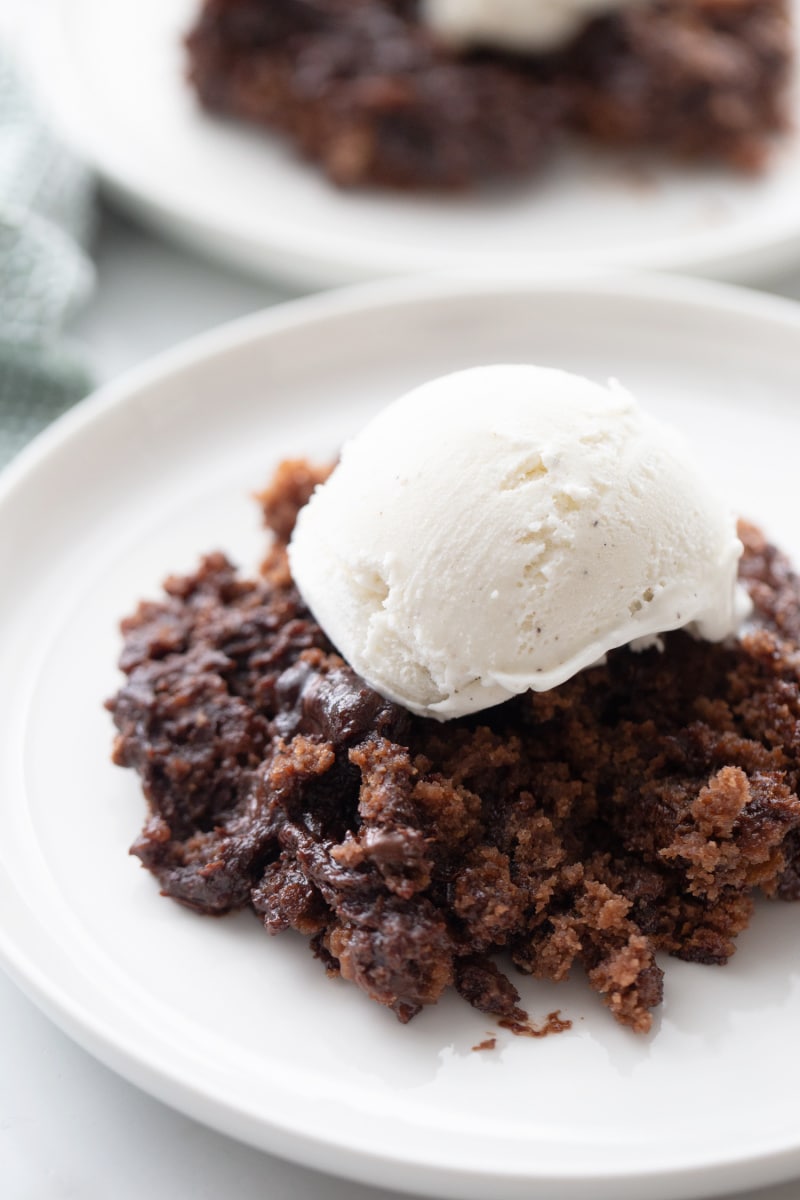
[2,275,800,1200]
[32,0,800,288]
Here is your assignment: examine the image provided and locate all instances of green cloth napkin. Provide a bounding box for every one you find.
[0,44,94,468]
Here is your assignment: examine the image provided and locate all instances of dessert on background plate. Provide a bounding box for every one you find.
[108,365,800,1035]
[186,0,793,189]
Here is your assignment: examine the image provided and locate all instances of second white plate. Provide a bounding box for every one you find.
[35,0,800,287]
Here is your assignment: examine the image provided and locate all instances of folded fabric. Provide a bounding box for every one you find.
[0,43,94,468]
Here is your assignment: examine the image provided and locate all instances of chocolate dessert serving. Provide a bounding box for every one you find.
[108,368,800,1034]
[185,0,793,189]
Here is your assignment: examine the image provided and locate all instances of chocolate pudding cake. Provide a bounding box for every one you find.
[185,0,792,189]
[107,460,800,1034]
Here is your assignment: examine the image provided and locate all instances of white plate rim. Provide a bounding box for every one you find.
[5,267,800,505]
[3,272,800,1199]
[30,0,800,288]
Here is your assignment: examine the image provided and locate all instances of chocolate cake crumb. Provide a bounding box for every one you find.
[107,460,800,1033]
[472,1035,497,1052]
[499,1010,573,1038]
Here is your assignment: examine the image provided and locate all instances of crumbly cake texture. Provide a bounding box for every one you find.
[108,460,800,1033]
[185,0,792,189]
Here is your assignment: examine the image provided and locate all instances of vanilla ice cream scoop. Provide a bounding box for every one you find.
[289,365,747,720]
[422,0,643,53]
